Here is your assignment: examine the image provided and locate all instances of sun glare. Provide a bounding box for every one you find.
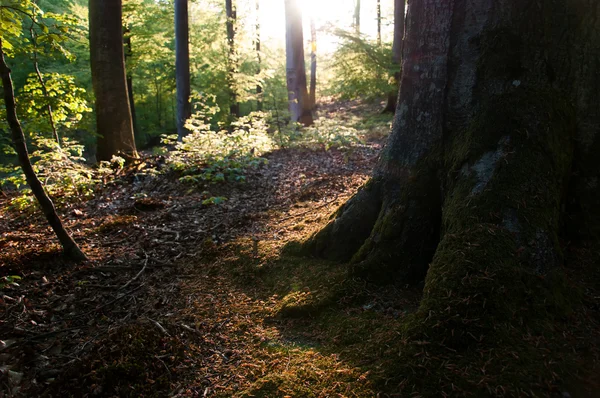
[257,0,390,54]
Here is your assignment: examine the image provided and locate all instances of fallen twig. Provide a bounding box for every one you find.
[280,196,340,221]
[119,253,149,291]
[148,318,170,336]
[65,283,146,320]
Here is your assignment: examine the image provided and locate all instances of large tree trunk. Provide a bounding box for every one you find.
[175,0,191,141]
[382,0,405,114]
[284,0,313,126]
[225,0,240,119]
[89,0,138,162]
[0,39,87,262]
[305,0,599,387]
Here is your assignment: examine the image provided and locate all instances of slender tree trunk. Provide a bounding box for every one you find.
[382,0,404,113]
[304,0,600,390]
[175,0,191,141]
[89,0,138,162]
[225,0,239,118]
[123,28,138,137]
[255,0,262,111]
[353,0,360,33]
[284,0,313,126]
[30,25,60,148]
[0,39,87,262]
[376,0,381,46]
[309,18,317,110]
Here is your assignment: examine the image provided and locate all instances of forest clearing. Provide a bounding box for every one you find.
[2,0,600,396]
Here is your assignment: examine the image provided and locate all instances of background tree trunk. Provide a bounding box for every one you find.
[89,0,138,162]
[309,17,317,110]
[304,0,599,361]
[225,0,240,118]
[382,0,404,113]
[175,0,191,141]
[255,0,262,111]
[376,0,381,46]
[284,0,313,126]
[0,39,87,262]
[353,0,360,33]
[123,27,138,138]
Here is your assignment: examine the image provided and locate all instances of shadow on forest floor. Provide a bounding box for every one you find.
[1,99,599,397]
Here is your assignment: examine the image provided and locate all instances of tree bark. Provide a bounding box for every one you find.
[0,39,87,262]
[304,0,599,365]
[255,0,262,111]
[382,0,404,113]
[175,0,191,141]
[123,27,138,138]
[284,0,313,126]
[308,17,317,110]
[376,0,381,46]
[30,24,60,147]
[225,0,239,118]
[353,0,360,34]
[89,0,138,162]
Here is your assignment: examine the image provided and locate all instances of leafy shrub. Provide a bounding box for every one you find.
[0,137,119,211]
[165,110,274,186]
[324,29,399,100]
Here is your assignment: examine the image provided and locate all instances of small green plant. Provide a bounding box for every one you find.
[1,275,22,288]
[202,196,227,206]
[295,117,364,150]
[165,103,273,187]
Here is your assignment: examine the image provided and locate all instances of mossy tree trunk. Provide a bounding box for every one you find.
[89,0,138,162]
[305,0,599,344]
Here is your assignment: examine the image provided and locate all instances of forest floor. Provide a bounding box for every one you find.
[1,100,599,397]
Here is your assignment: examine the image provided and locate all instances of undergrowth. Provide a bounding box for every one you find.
[2,102,385,212]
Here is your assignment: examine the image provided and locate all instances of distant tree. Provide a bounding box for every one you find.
[29,24,61,147]
[225,0,239,118]
[123,25,139,137]
[175,0,191,141]
[382,0,405,113]
[255,0,262,111]
[309,17,317,110]
[353,0,361,33]
[89,0,138,161]
[0,38,87,262]
[284,0,312,126]
[376,0,381,46]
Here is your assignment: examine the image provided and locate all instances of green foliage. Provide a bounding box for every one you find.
[300,117,363,150]
[0,137,110,211]
[18,72,91,132]
[0,275,21,288]
[325,29,399,100]
[167,106,273,186]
